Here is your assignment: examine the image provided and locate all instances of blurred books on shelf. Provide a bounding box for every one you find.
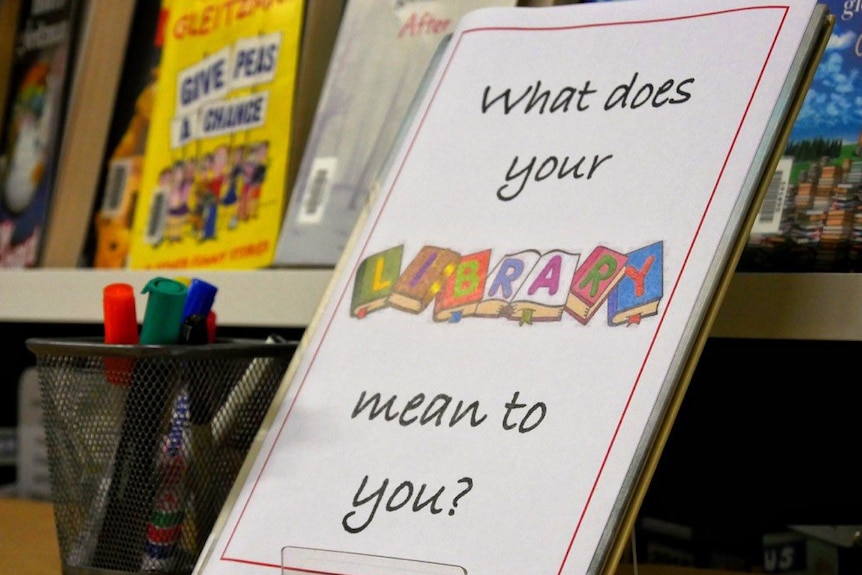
[0,0,22,142]
[0,0,83,268]
[39,0,136,267]
[86,0,345,269]
[763,529,841,575]
[634,516,759,572]
[15,365,49,500]
[85,0,169,269]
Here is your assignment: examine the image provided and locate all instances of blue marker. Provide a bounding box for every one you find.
[182,278,218,321]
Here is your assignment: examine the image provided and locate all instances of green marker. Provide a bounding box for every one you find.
[140,277,188,344]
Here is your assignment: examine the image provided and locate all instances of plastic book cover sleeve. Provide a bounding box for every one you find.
[274,0,518,267]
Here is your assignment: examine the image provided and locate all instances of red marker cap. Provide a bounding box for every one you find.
[103,283,139,386]
[103,283,139,345]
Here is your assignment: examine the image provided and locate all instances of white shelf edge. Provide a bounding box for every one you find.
[1,269,859,340]
[0,268,333,328]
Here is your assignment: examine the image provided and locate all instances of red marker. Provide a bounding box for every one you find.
[103,283,139,385]
[206,310,217,343]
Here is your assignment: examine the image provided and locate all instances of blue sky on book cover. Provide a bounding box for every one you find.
[789,0,862,143]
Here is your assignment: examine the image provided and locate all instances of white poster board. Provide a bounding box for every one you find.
[197,1,827,574]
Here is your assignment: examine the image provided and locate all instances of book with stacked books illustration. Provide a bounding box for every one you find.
[741,0,862,272]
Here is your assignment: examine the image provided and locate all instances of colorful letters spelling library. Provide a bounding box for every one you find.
[351,241,664,327]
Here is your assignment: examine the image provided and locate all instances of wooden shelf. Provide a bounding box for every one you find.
[0,269,859,340]
[709,272,862,341]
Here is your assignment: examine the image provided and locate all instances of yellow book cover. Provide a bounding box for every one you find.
[128,0,303,270]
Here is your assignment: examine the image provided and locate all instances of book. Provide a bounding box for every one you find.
[197,2,829,575]
[38,0,136,267]
[87,0,169,269]
[0,0,22,143]
[0,0,82,267]
[565,245,628,325]
[15,365,49,500]
[762,530,840,575]
[432,248,493,322]
[508,249,582,324]
[607,241,664,326]
[350,243,404,318]
[475,248,541,318]
[286,0,345,200]
[454,248,584,323]
[2,341,40,495]
[273,0,519,268]
[631,515,759,571]
[387,244,461,313]
[126,0,305,270]
[739,0,862,273]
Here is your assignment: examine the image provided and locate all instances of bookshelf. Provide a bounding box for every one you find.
[0,269,858,339]
[2,2,859,572]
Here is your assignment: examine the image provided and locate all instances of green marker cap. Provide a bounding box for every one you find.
[140,277,188,344]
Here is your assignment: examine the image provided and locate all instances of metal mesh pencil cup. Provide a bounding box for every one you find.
[26,336,297,575]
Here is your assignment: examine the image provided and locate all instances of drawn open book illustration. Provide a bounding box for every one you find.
[508,249,581,324]
[473,249,540,318]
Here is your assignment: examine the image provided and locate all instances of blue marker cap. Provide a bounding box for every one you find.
[182,278,218,320]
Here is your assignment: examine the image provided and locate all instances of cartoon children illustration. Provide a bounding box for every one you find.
[180,159,195,233]
[245,140,268,220]
[187,157,206,238]
[221,145,243,229]
[198,152,218,241]
[196,145,229,241]
[165,161,187,242]
[237,145,254,222]
[145,167,172,245]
